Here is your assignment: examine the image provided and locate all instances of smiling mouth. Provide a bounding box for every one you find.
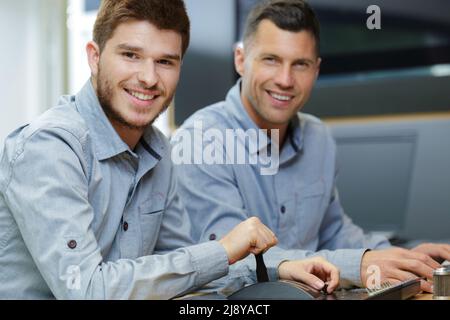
[125,88,158,101]
[267,90,293,102]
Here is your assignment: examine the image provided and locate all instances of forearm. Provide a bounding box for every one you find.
[74,241,229,300]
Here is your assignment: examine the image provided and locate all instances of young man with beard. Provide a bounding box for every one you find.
[0,0,339,299]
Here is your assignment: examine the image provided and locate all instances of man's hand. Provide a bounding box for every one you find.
[219,217,278,265]
[411,243,450,264]
[361,247,442,292]
[278,257,340,294]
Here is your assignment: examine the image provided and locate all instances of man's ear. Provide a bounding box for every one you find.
[234,44,246,77]
[86,41,101,77]
[315,57,322,80]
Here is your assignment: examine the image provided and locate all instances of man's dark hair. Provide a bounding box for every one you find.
[243,0,320,55]
[93,0,190,56]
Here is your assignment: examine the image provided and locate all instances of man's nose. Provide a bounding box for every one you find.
[137,61,159,88]
[274,65,294,89]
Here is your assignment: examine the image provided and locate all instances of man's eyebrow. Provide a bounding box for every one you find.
[116,44,181,61]
[294,58,315,64]
[160,53,182,61]
[259,53,315,64]
[117,44,143,52]
[260,53,279,58]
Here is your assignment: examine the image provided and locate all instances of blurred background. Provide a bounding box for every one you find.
[1,0,449,243]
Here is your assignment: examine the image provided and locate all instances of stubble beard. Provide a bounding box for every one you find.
[95,67,171,131]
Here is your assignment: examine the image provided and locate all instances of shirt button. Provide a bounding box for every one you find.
[123,221,129,232]
[67,240,77,249]
[280,205,286,214]
[209,233,217,241]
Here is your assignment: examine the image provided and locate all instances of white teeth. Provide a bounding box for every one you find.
[270,92,292,101]
[129,90,155,101]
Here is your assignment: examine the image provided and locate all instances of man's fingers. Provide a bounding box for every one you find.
[396,258,435,280]
[219,217,279,264]
[325,264,340,293]
[249,247,263,255]
[434,244,450,262]
[406,250,441,269]
[257,232,277,251]
[249,226,278,255]
[420,279,433,293]
[304,259,340,293]
[385,266,432,292]
[412,243,450,265]
[388,268,418,283]
[291,270,325,291]
[310,261,339,292]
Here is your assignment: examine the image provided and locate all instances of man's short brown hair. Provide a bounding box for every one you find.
[93,0,190,56]
[243,0,320,56]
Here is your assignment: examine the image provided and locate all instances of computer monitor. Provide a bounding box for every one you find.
[331,126,417,238]
[328,116,450,241]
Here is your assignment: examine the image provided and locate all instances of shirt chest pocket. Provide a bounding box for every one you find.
[295,180,326,245]
[138,194,165,254]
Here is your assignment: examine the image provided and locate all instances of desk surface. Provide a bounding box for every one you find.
[181,291,433,300]
[412,293,433,300]
[182,293,434,300]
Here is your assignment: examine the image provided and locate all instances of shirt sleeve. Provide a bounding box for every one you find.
[3,128,228,299]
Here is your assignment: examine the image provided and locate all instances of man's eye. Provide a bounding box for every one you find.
[263,57,278,65]
[123,52,138,59]
[158,60,173,66]
[296,61,309,68]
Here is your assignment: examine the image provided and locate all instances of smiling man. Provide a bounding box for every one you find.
[88,16,183,149]
[173,0,450,292]
[237,19,320,144]
[0,0,290,300]
[0,0,341,300]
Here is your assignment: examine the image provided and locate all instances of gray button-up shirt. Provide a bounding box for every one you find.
[172,80,390,287]
[0,81,228,299]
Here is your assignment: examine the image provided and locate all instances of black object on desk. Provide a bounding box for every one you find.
[228,253,320,300]
[228,279,321,300]
[228,278,422,300]
[255,253,269,283]
[228,253,422,300]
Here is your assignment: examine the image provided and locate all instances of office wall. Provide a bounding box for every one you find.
[0,0,67,145]
[175,0,236,126]
[175,0,450,126]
